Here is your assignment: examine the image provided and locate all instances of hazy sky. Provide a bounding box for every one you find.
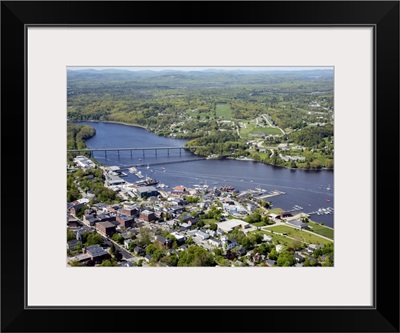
[68,66,332,71]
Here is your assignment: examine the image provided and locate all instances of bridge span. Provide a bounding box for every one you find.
[67,146,202,157]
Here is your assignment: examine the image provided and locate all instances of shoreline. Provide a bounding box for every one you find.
[75,119,333,172]
[81,119,149,130]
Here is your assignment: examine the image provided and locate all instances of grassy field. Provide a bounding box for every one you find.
[240,121,282,138]
[260,231,298,248]
[266,225,332,245]
[216,104,232,119]
[268,208,284,214]
[307,221,334,239]
[201,218,220,224]
[251,127,282,135]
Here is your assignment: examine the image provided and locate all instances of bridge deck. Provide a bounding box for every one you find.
[67,146,202,152]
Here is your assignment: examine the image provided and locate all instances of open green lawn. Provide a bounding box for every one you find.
[239,122,255,137]
[307,221,334,239]
[251,127,282,135]
[240,122,282,138]
[259,230,298,248]
[266,225,332,245]
[268,208,284,214]
[216,104,232,119]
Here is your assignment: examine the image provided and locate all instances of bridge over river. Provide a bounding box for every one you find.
[67,146,203,158]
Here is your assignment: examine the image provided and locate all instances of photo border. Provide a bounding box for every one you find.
[1,1,399,332]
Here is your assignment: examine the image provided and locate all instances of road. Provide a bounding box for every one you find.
[261,114,285,135]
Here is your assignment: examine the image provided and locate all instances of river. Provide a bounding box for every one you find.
[76,121,334,228]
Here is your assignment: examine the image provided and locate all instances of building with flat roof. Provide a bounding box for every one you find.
[217,219,250,233]
[106,175,126,186]
[95,221,116,237]
[116,214,135,228]
[136,186,159,198]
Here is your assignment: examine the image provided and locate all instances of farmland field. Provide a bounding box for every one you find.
[216,104,232,119]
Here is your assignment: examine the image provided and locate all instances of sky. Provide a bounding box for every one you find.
[67,66,332,71]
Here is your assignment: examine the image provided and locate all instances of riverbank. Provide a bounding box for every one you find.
[75,119,333,172]
[81,119,148,130]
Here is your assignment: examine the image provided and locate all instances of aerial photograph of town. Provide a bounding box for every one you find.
[66,66,334,267]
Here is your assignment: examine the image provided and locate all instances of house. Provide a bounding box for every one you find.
[134,246,145,256]
[84,244,109,263]
[67,215,80,228]
[144,254,152,262]
[208,238,222,247]
[263,234,273,243]
[182,215,199,226]
[265,259,276,267]
[140,210,156,222]
[275,244,284,253]
[237,246,247,256]
[294,252,305,262]
[226,239,239,250]
[83,214,101,227]
[116,214,135,228]
[195,230,210,240]
[172,185,187,194]
[67,239,81,251]
[280,211,293,218]
[288,219,309,229]
[155,235,171,248]
[69,198,90,215]
[95,221,116,237]
[170,232,185,244]
[124,239,134,249]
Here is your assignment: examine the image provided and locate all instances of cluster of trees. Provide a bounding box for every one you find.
[67,168,119,204]
[67,123,96,161]
[245,209,274,225]
[185,131,240,157]
[290,124,333,148]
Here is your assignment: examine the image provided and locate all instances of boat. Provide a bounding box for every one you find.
[146,163,150,169]
[326,198,331,202]
[327,184,331,190]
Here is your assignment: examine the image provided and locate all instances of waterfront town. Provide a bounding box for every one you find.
[67,155,334,267]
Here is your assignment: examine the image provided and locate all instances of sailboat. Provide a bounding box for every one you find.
[146,163,150,170]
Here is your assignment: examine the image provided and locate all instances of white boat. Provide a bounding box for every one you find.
[146,163,150,169]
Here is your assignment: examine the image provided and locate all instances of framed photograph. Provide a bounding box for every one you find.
[2,1,399,332]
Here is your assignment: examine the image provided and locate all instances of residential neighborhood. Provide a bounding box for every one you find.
[67,156,334,267]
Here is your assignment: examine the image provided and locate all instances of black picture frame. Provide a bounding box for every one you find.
[1,1,399,332]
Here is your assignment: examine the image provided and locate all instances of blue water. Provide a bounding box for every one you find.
[76,121,334,227]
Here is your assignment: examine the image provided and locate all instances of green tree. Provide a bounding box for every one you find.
[276,251,296,267]
[177,246,216,267]
[67,229,76,241]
